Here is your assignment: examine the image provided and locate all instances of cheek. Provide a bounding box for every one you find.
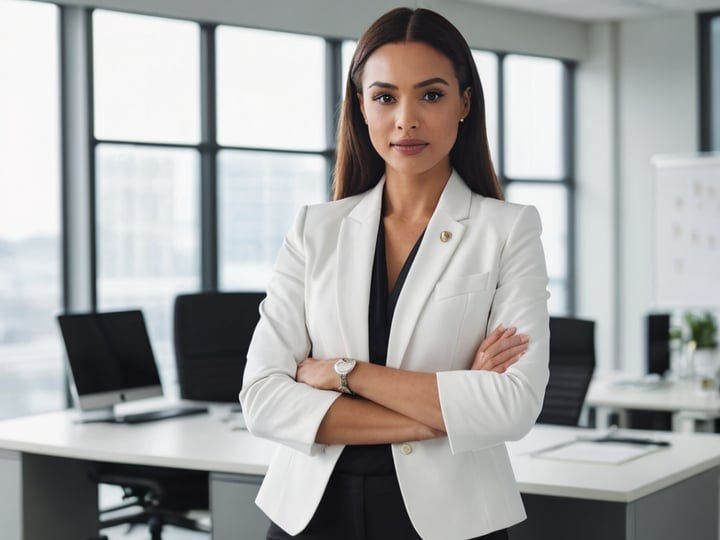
[365,112,391,149]
[428,116,460,150]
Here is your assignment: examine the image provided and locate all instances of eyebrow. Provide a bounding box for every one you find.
[367,77,451,90]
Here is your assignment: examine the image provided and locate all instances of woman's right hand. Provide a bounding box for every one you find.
[471,325,529,373]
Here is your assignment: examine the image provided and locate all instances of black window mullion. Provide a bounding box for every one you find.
[60,5,96,408]
[325,39,342,197]
[563,61,576,316]
[699,12,719,152]
[496,52,506,187]
[200,23,218,291]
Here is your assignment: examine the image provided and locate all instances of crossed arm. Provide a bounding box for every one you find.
[296,325,529,445]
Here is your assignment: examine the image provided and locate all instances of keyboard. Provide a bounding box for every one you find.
[120,405,209,424]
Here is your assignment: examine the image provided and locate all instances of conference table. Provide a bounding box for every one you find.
[1,402,719,540]
[586,371,720,432]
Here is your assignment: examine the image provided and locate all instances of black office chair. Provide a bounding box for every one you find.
[536,316,596,426]
[93,292,263,540]
[174,291,265,403]
[93,464,210,540]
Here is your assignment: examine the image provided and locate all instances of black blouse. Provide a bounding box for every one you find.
[334,217,425,476]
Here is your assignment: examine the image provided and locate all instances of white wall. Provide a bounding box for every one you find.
[577,13,699,374]
[576,22,618,371]
[616,13,698,374]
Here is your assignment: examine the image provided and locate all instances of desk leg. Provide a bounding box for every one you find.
[0,450,98,540]
[672,413,694,432]
[0,450,22,540]
[594,406,612,429]
[210,472,270,540]
[672,412,717,433]
[594,406,628,429]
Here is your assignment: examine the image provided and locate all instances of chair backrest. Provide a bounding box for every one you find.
[174,292,265,402]
[536,316,596,426]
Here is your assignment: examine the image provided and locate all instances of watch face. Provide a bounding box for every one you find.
[335,358,356,375]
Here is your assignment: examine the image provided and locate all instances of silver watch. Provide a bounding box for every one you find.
[334,358,357,395]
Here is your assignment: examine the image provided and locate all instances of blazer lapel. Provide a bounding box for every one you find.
[335,179,385,361]
[386,171,472,369]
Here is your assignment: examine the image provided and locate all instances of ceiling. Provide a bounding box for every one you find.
[459,0,720,21]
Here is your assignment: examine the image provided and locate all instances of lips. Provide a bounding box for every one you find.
[391,139,429,156]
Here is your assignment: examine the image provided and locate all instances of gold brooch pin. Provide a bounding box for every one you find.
[440,231,452,243]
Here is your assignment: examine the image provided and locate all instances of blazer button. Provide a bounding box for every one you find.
[400,443,413,455]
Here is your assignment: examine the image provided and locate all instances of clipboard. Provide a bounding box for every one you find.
[532,439,665,465]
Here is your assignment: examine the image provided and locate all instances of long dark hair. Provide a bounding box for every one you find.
[332,7,502,201]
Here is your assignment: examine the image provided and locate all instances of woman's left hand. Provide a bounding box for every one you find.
[296,358,337,391]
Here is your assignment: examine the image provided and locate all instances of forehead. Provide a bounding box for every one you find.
[361,41,457,89]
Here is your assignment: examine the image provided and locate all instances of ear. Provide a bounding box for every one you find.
[461,87,472,120]
[357,93,368,124]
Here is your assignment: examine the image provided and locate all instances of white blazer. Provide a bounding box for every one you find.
[240,170,550,540]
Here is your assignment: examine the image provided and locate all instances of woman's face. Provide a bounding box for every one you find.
[357,41,470,180]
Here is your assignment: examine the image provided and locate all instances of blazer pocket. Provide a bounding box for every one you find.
[434,272,490,300]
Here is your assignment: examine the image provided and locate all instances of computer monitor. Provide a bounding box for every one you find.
[57,310,163,416]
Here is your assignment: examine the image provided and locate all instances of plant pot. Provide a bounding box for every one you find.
[693,348,719,393]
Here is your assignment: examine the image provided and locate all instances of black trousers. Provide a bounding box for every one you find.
[267,472,509,540]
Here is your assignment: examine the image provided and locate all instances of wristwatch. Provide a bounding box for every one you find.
[334,358,357,396]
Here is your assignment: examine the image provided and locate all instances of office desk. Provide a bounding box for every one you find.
[1,410,719,540]
[586,372,720,432]
[0,407,274,540]
[506,425,720,540]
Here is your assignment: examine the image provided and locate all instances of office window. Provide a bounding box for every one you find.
[216,27,326,150]
[341,40,357,98]
[472,51,499,166]
[502,54,571,315]
[93,10,200,144]
[93,11,202,389]
[96,145,200,384]
[712,16,720,150]
[504,184,568,314]
[218,152,326,290]
[217,27,330,290]
[701,12,720,151]
[0,0,64,420]
[504,55,564,180]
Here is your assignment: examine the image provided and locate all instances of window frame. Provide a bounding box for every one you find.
[699,11,720,152]
[51,3,576,409]
[89,17,342,292]
[488,50,576,316]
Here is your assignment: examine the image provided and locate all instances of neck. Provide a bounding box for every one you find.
[383,163,452,222]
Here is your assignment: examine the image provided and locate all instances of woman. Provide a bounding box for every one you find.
[240,7,550,540]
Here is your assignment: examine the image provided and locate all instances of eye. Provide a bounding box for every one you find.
[423,90,445,102]
[372,93,395,104]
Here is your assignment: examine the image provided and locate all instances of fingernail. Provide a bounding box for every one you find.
[497,324,505,332]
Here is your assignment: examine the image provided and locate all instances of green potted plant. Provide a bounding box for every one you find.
[684,312,719,392]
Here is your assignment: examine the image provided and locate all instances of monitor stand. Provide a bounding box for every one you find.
[74,406,117,424]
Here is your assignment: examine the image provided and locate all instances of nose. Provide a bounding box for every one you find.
[396,100,419,131]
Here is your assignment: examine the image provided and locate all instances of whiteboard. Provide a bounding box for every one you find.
[652,154,720,308]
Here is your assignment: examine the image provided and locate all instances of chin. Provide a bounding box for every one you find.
[385,157,445,178]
